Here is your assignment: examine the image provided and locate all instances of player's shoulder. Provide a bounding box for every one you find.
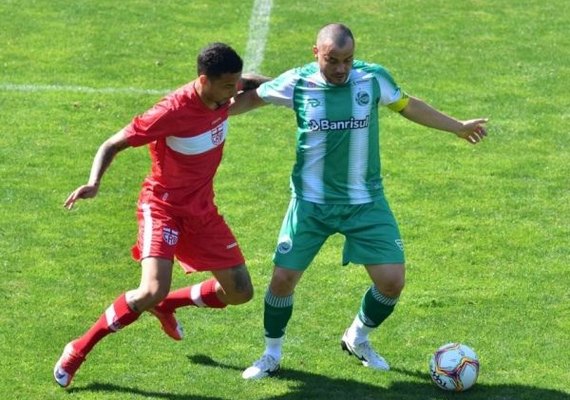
[352,60,397,84]
[353,60,390,75]
[296,62,319,77]
[265,62,316,90]
[276,62,318,81]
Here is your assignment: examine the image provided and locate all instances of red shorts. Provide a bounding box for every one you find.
[131,199,245,273]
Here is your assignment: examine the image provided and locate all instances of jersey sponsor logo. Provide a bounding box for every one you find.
[355,90,370,106]
[308,115,370,132]
[163,227,179,246]
[277,235,293,254]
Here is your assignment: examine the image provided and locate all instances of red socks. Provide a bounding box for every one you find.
[72,279,225,356]
[73,294,139,355]
[156,278,226,312]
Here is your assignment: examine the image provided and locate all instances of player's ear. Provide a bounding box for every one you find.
[312,45,319,59]
[198,74,209,87]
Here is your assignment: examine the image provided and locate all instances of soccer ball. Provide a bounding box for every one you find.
[429,343,480,391]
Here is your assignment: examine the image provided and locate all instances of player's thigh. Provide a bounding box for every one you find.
[273,198,332,270]
[139,257,174,296]
[341,198,405,266]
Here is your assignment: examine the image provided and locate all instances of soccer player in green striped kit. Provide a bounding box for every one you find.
[231,23,487,379]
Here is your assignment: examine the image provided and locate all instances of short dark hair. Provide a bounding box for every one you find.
[197,43,243,80]
[317,23,354,48]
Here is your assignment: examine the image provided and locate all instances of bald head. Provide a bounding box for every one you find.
[316,23,354,49]
[313,24,355,85]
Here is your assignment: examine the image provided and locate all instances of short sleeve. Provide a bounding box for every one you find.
[124,101,172,147]
[371,65,406,108]
[256,69,300,108]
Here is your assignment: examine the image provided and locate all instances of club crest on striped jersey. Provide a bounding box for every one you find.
[355,90,370,106]
[162,227,179,246]
[211,123,225,145]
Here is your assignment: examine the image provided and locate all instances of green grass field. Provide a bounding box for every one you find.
[1,1,569,399]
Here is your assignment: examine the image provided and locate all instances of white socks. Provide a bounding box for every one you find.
[264,336,284,360]
[345,315,374,345]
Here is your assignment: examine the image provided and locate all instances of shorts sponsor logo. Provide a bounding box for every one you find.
[163,227,179,246]
[277,235,293,254]
[395,239,404,251]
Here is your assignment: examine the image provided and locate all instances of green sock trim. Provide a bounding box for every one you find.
[265,289,294,308]
[359,286,398,328]
[371,285,399,306]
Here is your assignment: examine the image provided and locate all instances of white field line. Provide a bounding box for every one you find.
[243,0,272,73]
[0,83,169,96]
[0,0,272,95]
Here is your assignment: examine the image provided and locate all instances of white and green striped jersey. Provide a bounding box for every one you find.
[257,60,405,204]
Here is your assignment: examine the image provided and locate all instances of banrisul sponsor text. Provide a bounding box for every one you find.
[309,115,370,132]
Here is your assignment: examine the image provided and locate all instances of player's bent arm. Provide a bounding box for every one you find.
[238,73,272,92]
[63,129,131,209]
[398,96,488,144]
[229,89,268,116]
[87,129,131,187]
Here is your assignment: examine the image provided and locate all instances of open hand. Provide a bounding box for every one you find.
[64,184,99,209]
[455,118,488,144]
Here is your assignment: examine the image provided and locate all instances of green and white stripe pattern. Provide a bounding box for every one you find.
[257,60,404,205]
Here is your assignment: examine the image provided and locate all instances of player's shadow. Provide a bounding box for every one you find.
[190,354,570,400]
[68,382,223,400]
[67,354,570,400]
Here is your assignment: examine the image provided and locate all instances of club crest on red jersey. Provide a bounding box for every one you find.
[162,227,179,246]
[210,124,225,146]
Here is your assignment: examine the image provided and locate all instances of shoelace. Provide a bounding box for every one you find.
[357,342,381,361]
[255,354,277,369]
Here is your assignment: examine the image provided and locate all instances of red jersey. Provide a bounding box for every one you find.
[124,81,229,215]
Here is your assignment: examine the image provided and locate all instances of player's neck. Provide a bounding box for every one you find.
[193,81,219,110]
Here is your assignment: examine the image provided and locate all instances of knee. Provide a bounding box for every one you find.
[133,283,171,310]
[376,275,405,299]
[380,279,405,298]
[225,283,254,305]
[269,267,301,296]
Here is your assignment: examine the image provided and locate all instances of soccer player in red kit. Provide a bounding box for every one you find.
[54,43,265,387]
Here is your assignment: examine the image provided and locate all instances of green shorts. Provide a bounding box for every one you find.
[273,197,405,270]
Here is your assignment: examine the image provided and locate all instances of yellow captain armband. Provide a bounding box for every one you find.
[387,93,410,112]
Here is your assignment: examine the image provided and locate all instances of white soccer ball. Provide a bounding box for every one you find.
[429,343,480,391]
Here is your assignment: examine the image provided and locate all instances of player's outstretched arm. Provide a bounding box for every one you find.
[229,88,268,116]
[399,96,488,144]
[64,129,131,209]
